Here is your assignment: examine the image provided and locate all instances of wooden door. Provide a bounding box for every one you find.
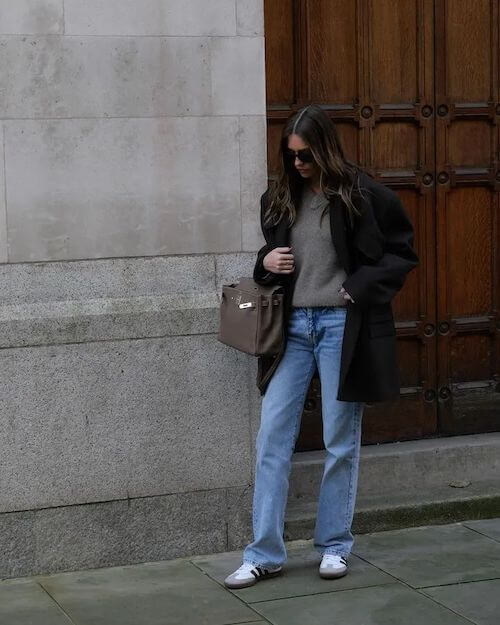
[434,0,499,434]
[263,0,499,448]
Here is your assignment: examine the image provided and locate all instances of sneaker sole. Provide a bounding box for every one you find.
[319,567,348,579]
[224,568,283,589]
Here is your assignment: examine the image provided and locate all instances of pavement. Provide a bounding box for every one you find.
[1,516,500,625]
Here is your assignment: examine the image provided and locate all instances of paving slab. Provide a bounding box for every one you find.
[193,540,395,603]
[462,517,500,542]
[422,579,500,625]
[38,560,259,625]
[352,522,500,588]
[0,579,72,624]
[250,582,472,625]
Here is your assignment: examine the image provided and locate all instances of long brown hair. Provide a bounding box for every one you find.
[264,104,369,229]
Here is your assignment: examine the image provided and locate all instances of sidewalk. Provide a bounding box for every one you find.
[2,517,499,625]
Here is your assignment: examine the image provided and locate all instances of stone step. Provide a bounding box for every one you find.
[285,432,500,539]
[284,478,500,540]
[288,432,500,502]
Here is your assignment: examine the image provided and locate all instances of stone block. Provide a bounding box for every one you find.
[64,0,236,36]
[39,556,256,625]
[0,294,220,348]
[0,490,228,578]
[254,583,475,625]
[122,334,254,500]
[34,499,130,576]
[236,0,264,36]
[0,255,215,305]
[0,334,252,513]
[239,115,268,251]
[0,123,6,263]
[356,432,500,497]
[0,36,211,118]
[288,433,500,504]
[124,490,228,563]
[214,251,256,297]
[226,485,254,551]
[0,578,71,624]
[210,37,266,115]
[0,510,36,578]
[4,117,241,261]
[0,0,63,34]
[353,522,500,587]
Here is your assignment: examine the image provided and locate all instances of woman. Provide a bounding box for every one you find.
[224,104,419,589]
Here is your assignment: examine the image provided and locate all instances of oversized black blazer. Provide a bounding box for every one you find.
[253,170,419,403]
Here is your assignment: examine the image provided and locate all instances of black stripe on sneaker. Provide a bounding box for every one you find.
[251,568,259,579]
[256,566,264,577]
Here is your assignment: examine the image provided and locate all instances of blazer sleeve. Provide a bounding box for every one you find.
[341,193,419,307]
[253,191,283,286]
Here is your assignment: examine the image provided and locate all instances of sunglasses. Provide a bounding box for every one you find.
[283,148,315,164]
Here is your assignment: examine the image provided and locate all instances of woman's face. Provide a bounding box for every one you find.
[286,133,319,180]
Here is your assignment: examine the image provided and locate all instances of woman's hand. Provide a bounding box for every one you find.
[263,247,295,274]
[338,286,355,303]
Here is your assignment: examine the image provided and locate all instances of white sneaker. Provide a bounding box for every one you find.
[319,553,348,579]
[224,562,283,589]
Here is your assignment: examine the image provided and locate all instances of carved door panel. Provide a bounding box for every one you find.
[434,0,499,434]
[263,0,499,448]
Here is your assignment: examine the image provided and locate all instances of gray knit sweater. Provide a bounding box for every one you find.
[290,186,347,307]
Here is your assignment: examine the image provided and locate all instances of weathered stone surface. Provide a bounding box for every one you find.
[5,117,241,261]
[0,294,219,348]
[239,116,268,251]
[226,485,254,551]
[0,122,6,263]
[39,557,256,625]
[289,433,500,502]
[353,522,500,587]
[214,251,256,297]
[65,0,237,36]
[0,490,229,578]
[0,0,63,34]
[0,578,72,624]
[0,255,215,305]
[253,582,473,625]
[41,490,228,570]
[0,334,253,513]
[0,0,269,582]
[423,579,500,625]
[0,36,211,118]
[236,0,264,36]
[210,37,266,115]
[0,510,36,578]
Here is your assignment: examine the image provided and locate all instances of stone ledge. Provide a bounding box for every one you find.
[0,293,221,348]
[0,254,218,304]
[289,433,500,501]
[285,479,500,539]
[0,487,243,579]
[0,250,259,348]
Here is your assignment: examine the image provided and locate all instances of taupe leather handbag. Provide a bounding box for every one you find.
[217,277,285,356]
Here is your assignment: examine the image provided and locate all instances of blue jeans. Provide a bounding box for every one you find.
[243,306,364,568]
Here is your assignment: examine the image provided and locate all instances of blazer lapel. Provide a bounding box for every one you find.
[328,194,352,275]
[274,214,290,248]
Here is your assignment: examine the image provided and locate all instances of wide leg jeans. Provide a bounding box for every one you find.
[243,306,364,568]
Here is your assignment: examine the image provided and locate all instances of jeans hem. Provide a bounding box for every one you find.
[243,558,283,569]
[315,547,350,559]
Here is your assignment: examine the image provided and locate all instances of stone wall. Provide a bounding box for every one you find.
[0,0,267,577]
